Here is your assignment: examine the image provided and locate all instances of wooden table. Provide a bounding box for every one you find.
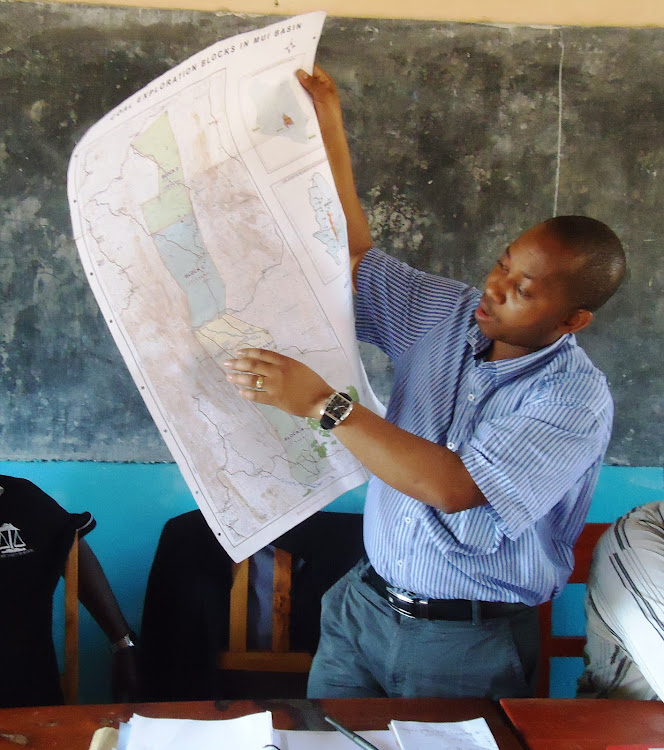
[501,698,664,750]
[0,697,524,749]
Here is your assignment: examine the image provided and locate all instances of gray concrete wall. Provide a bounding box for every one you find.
[1,3,662,464]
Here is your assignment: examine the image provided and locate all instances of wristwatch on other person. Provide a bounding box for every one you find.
[110,632,136,654]
[319,391,354,430]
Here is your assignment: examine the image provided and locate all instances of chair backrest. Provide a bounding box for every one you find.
[61,531,79,704]
[217,548,313,674]
[536,521,611,697]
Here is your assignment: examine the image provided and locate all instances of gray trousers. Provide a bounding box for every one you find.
[307,558,539,699]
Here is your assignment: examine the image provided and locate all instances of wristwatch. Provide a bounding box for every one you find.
[319,391,354,430]
[110,633,136,654]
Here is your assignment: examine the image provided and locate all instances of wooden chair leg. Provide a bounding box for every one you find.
[218,549,312,675]
[272,548,292,653]
[62,531,79,705]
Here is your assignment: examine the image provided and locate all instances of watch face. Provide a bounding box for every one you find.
[320,392,353,430]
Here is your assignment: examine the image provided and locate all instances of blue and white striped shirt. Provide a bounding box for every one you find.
[356,248,614,605]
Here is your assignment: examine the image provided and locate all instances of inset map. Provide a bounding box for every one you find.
[273,162,348,284]
[240,57,321,173]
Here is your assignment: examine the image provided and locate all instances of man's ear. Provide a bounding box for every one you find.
[560,308,594,335]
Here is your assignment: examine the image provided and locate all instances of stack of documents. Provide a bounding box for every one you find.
[88,710,500,750]
[389,718,500,750]
[89,712,273,750]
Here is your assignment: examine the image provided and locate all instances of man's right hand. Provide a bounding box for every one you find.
[296,64,373,283]
[296,65,345,140]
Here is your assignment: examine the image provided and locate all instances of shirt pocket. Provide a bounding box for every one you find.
[426,505,504,556]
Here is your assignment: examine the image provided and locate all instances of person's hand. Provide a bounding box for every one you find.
[224,348,334,419]
[111,648,139,702]
[296,64,344,138]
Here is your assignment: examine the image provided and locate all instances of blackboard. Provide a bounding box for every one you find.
[1,2,662,465]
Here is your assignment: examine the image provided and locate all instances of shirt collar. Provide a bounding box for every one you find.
[466,322,574,380]
[466,322,492,357]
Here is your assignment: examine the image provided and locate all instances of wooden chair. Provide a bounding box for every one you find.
[217,548,313,675]
[536,521,611,697]
[61,531,79,704]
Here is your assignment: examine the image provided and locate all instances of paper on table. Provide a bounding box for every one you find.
[389,717,500,750]
[123,710,273,750]
[275,729,398,750]
[88,727,119,750]
[116,721,131,750]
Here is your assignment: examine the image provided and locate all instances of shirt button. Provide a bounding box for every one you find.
[397,560,404,567]
[404,516,412,525]
[468,393,475,402]
[447,441,456,451]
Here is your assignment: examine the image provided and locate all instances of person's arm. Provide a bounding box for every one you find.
[76,538,139,701]
[588,512,664,701]
[297,65,373,286]
[224,348,486,513]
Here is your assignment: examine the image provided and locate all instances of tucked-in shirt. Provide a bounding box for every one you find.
[356,248,614,604]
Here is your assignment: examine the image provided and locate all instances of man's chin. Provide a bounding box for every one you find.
[474,314,495,338]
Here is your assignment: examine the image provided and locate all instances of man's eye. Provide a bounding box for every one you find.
[516,286,530,298]
[496,258,507,271]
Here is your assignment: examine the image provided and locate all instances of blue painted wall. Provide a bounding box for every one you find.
[2,460,661,702]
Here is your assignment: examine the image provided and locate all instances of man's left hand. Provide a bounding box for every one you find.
[223,348,333,419]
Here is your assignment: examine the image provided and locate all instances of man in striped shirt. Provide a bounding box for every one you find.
[578,502,664,701]
[225,66,627,699]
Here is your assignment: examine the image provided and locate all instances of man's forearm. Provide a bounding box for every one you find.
[328,402,486,514]
[297,66,372,280]
[77,539,131,642]
[321,119,373,275]
[224,348,484,512]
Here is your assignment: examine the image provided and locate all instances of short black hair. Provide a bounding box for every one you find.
[544,215,626,312]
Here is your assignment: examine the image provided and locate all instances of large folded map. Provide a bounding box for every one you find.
[68,12,382,561]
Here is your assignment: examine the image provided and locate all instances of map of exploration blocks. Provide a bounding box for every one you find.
[68,12,383,561]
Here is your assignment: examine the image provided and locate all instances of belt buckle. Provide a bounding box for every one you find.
[385,585,429,619]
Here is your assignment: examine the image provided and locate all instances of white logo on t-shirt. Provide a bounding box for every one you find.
[0,523,32,557]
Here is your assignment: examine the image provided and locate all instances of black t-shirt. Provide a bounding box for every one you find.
[0,476,95,708]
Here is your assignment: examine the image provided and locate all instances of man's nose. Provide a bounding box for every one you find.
[484,274,506,304]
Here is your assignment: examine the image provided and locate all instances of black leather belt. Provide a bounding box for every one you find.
[365,565,529,621]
